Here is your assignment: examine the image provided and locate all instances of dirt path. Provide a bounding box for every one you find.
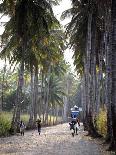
[0,123,114,155]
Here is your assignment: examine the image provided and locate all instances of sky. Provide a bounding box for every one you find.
[0,0,75,71]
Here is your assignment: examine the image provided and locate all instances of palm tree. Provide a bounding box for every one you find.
[48,74,65,123]
[0,0,64,130]
[62,0,107,135]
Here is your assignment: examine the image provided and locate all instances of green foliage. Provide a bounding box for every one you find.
[96,108,107,137]
[49,74,65,107]
[0,112,30,136]
[20,114,29,125]
[0,112,12,136]
[4,90,30,111]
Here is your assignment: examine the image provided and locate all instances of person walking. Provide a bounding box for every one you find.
[36,119,41,135]
[19,120,25,136]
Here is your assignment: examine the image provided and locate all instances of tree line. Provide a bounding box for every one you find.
[0,0,116,151]
[0,0,79,135]
[62,0,116,150]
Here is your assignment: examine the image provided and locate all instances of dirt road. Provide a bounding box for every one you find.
[0,123,114,155]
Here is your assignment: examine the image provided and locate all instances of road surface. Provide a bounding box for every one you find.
[0,123,114,155]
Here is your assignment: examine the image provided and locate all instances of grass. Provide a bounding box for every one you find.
[20,113,30,125]
[0,112,63,136]
[0,112,12,136]
[0,112,29,136]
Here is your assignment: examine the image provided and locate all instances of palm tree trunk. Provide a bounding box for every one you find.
[89,14,98,135]
[16,63,24,120]
[33,64,39,123]
[63,74,69,122]
[63,96,68,122]
[40,71,45,124]
[53,108,55,125]
[45,65,51,124]
[81,75,87,129]
[55,105,59,124]
[84,13,92,132]
[11,62,24,132]
[104,8,112,142]
[49,107,52,125]
[28,68,34,128]
[110,0,116,149]
[0,98,2,112]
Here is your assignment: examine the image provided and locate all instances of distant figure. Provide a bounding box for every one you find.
[69,121,76,130]
[19,120,25,136]
[75,118,80,134]
[69,121,76,137]
[36,119,41,135]
[69,118,80,135]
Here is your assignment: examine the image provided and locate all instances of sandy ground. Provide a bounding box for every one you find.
[0,123,114,155]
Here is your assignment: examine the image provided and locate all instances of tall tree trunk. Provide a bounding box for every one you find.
[45,65,51,124]
[105,8,112,142]
[96,36,104,113]
[55,105,59,124]
[28,68,34,128]
[63,96,68,122]
[11,62,24,132]
[81,75,87,129]
[33,64,39,124]
[40,71,45,124]
[63,74,69,122]
[0,61,6,111]
[89,14,98,135]
[110,0,116,149]
[84,13,92,132]
[16,62,24,121]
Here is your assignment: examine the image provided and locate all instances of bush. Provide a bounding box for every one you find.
[96,108,107,137]
[0,112,12,136]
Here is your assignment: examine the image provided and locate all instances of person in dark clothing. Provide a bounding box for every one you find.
[75,118,80,135]
[69,118,80,135]
[19,120,25,136]
[36,119,41,135]
[69,121,76,137]
[69,121,76,130]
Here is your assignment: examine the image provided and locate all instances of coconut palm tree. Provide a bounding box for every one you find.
[0,0,64,130]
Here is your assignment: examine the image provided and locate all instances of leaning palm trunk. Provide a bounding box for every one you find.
[110,0,116,149]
